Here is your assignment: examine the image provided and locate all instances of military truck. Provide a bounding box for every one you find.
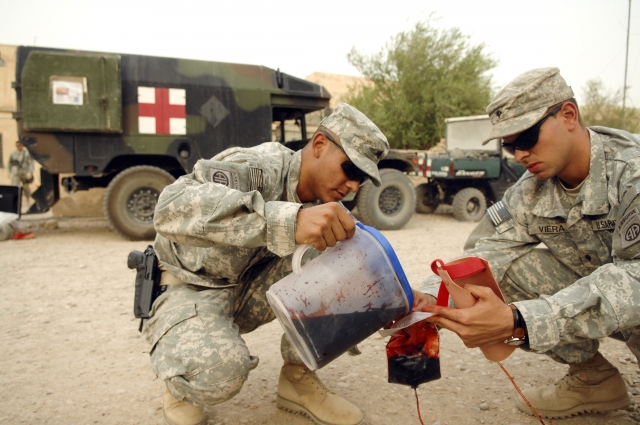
[415,115,526,221]
[12,46,419,239]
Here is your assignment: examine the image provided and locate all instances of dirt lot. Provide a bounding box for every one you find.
[2,211,640,425]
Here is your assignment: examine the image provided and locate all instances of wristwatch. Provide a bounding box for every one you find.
[504,304,527,346]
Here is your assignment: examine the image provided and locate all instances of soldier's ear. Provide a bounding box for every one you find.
[311,132,328,158]
[560,102,579,131]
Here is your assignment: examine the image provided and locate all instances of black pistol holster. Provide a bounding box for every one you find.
[127,245,165,331]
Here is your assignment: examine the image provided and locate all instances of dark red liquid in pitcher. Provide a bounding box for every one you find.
[290,307,406,369]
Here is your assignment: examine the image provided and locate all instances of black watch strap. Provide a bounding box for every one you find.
[504,304,527,346]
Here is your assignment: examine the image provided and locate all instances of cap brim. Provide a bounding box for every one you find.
[342,144,382,187]
[481,107,548,145]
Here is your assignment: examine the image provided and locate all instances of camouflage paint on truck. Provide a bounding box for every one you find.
[13,46,330,239]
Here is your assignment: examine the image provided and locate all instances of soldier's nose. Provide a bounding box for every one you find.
[345,180,359,193]
[514,149,528,162]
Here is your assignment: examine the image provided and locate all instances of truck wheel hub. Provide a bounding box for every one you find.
[379,186,403,215]
[466,198,480,214]
[127,188,160,223]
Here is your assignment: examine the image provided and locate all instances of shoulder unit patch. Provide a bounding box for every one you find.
[209,167,240,190]
[620,207,640,249]
[486,201,512,226]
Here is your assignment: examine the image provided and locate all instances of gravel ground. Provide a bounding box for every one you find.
[1,211,639,425]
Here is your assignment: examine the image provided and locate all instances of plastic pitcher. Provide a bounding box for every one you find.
[266,222,414,370]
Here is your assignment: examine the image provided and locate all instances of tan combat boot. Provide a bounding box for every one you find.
[516,352,630,418]
[163,388,207,425]
[277,363,364,425]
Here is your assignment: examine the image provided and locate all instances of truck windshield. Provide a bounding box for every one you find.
[272,110,327,144]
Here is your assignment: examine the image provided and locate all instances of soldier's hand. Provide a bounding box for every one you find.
[295,203,356,251]
[420,284,514,348]
[413,291,437,310]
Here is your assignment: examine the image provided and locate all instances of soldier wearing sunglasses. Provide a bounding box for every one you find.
[142,103,390,425]
[415,67,640,419]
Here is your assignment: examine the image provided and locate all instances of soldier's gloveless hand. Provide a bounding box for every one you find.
[422,284,514,348]
[412,291,437,309]
[295,203,356,251]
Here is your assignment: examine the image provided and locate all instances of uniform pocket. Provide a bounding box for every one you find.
[147,302,226,382]
[147,303,198,355]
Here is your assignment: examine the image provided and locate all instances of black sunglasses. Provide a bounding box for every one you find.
[501,105,562,155]
[318,129,370,183]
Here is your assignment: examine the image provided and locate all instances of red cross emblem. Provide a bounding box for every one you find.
[137,87,186,135]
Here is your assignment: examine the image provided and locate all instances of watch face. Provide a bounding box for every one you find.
[505,338,526,346]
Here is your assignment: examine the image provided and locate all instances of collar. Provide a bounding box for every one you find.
[575,129,609,216]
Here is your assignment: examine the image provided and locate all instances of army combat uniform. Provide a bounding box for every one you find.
[144,142,318,406]
[8,146,34,199]
[142,102,389,425]
[420,126,640,365]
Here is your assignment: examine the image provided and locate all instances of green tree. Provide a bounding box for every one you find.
[345,19,497,150]
[581,79,639,133]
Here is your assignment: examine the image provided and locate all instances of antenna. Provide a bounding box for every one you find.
[622,0,632,130]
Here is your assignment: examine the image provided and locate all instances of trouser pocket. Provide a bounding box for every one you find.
[147,302,219,381]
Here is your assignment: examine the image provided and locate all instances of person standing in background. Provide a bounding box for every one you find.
[8,141,34,204]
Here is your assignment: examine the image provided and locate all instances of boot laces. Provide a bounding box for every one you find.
[556,363,615,390]
[302,369,329,393]
[555,369,584,390]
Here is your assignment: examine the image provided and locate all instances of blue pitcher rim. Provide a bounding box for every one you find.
[356,222,414,310]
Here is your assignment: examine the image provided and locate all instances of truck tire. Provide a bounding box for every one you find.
[356,169,416,230]
[452,187,486,222]
[415,182,439,214]
[104,166,175,240]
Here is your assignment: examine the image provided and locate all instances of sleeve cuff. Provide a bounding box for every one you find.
[265,201,302,257]
[513,298,560,353]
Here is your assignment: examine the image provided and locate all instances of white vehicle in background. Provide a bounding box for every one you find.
[414,115,526,221]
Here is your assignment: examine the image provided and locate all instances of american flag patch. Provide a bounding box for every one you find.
[249,167,263,192]
[487,201,512,226]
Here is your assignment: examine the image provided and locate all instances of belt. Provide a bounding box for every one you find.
[160,270,183,286]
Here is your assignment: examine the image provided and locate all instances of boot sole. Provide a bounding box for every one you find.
[163,409,207,425]
[276,394,365,425]
[516,393,631,419]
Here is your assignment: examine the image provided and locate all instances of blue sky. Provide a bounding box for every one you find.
[1,0,638,107]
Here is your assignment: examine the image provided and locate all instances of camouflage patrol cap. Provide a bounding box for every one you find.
[482,67,574,144]
[319,103,389,186]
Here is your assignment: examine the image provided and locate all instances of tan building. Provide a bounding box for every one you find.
[0,44,20,187]
[283,72,367,139]
[0,44,44,203]
[305,72,366,108]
